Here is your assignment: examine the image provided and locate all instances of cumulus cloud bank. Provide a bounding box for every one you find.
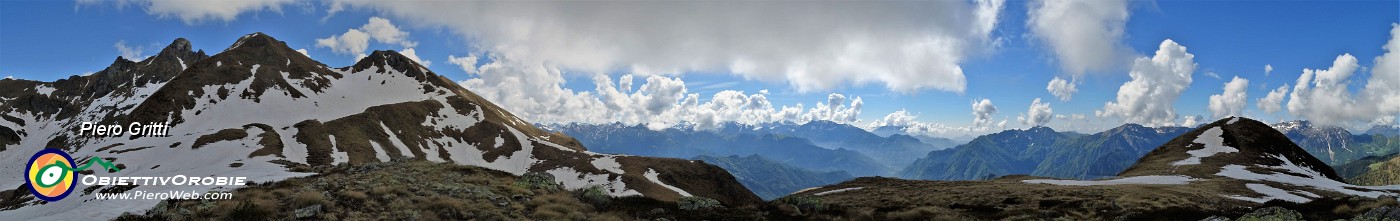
[972,99,1000,128]
[1019,98,1054,126]
[325,0,1005,93]
[457,53,873,131]
[79,0,296,25]
[1046,76,1078,101]
[1028,0,1130,75]
[316,17,423,64]
[113,40,148,61]
[1257,85,1289,114]
[1097,39,1197,127]
[1208,76,1249,118]
[1285,24,1400,127]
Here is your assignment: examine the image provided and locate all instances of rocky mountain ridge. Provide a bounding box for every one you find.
[0,33,758,220]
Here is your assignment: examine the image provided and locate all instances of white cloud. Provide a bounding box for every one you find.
[870,110,920,129]
[457,53,869,131]
[360,17,417,48]
[1046,76,1078,101]
[447,54,479,75]
[1204,71,1221,79]
[1208,76,1249,119]
[296,48,310,58]
[354,53,368,64]
[1375,116,1397,127]
[1028,0,1130,75]
[1096,39,1197,127]
[1367,24,1400,120]
[1182,115,1202,127]
[79,0,296,25]
[398,48,430,67]
[326,0,1006,93]
[1286,24,1400,128]
[114,40,149,61]
[1047,113,1100,133]
[972,98,999,128]
[1019,98,1053,126]
[1287,54,1367,126]
[459,54,608,125]
[316,29,369,56]
[1257,84,1289,114]
[1265,64,1274,76]
[867,108,1017,138]
[316,17,418,63]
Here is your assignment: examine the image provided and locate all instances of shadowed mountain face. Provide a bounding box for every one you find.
[899,124,1190,180]
[1033,124,1192,179]
[0,33,758,220]
[1338,152,1400,186]
[692,155,853,200]
[899,126,1070,180]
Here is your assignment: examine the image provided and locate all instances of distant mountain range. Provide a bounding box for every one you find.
[719,121,957,168]
[789,117,1400,220]
[550,123,894,177]
[899,126,1072,180]
[899,124,1191,180]
[1366,125,1400,136]
[1270,120,1400,165]
[557,117,1399,186]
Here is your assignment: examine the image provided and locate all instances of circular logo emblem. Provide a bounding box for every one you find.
[26,148,76,202]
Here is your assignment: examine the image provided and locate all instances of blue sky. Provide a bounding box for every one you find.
[2,0,1397,136]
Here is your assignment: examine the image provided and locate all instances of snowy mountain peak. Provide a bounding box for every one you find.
[224,32,269,52]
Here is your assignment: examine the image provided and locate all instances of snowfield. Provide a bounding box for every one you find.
[645,168,693,197]
[1216,154,1400,202]
[813,187,865,196]
[1172,127,1237,166]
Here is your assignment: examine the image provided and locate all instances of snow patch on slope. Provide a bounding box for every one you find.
[1216,154,1400,202]
[1023,175,1198,186]
[1227,183,1312,203]
[1172,127,1237,165]
[328,134,349,164]
[33,85,55,96]
[591,155,624,174]
[813,187,865,196]
[645,168,693,197]
[545,167,642,197]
